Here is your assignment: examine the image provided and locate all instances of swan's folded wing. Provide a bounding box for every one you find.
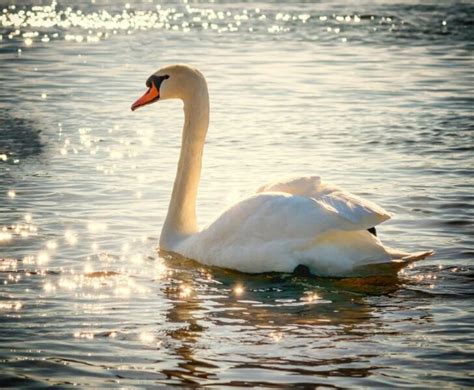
[257,175,322,196]
[200,193,383,249]
[257,175,391,230]
[318,184,391,229]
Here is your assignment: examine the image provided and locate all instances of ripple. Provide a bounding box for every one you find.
[0,1,471,47]
[0,0,473,387]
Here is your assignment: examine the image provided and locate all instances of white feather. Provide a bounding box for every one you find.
[258,175,391,229]
[177,190,409,276]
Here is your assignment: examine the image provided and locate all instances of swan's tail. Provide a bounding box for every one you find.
[354,249,434,276]
[400,250,435,262]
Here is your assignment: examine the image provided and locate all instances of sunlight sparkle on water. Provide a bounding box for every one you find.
[58,278,77,291]
[155,262,168,277]
[46,240,57,250]
[37,251,50,265]
[130,253,144,264]
[270,331,283,342]
[0,0,388,56]
[43,282,56,292]
[139,332,155,344]
[179,285,193,299]
[65,230,78,245]
[0,302,22,311]
[87,221,107,233]
[0,0,471,387]
[302,292,321,304]
[0,231,12,242]
[234,284,244,296]
[114,286,131,297]
[74,331,94,340]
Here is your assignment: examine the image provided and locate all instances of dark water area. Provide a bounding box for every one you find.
[1,0,473,387]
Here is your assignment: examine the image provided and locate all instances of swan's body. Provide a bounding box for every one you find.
[131,64,433,277]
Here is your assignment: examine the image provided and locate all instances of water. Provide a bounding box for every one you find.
[1,0,473,387]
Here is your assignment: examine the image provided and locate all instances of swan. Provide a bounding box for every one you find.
[131,64,433,277]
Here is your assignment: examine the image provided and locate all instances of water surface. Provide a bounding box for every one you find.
[1,0,473,387]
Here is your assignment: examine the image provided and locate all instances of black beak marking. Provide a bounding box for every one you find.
[146,74,170,89]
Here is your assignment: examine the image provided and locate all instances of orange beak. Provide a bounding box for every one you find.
[131,83,160,111]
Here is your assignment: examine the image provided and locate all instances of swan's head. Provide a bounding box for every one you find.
[131,64,207,111]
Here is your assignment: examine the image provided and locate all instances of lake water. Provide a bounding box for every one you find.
[1,0,473,387]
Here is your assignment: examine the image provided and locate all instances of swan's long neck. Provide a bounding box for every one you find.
[160,84,209,249]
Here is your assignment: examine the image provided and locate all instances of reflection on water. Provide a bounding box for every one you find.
[1,0,473,387]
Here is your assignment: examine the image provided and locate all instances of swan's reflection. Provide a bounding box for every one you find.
[157,251,422,386]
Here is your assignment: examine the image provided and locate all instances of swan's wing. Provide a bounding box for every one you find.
[257,175,323,197]
[199,192,374,247]
[257,175,391,229]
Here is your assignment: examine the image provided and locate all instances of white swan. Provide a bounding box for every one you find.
[131,64,433,277]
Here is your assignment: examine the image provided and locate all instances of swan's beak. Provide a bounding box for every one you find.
[131,83,160,111]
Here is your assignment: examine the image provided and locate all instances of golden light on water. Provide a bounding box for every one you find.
[0,231,12,242]
[36,266,153,298]
[155,262,168,277]
[0,2,371,43]
[179,285,193,299]
[302,292,321,303]
[0,301,23,311]
[0,257,17,269]
[233,284,244,296]
[270,331,283,342]
[0,0,469,387]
